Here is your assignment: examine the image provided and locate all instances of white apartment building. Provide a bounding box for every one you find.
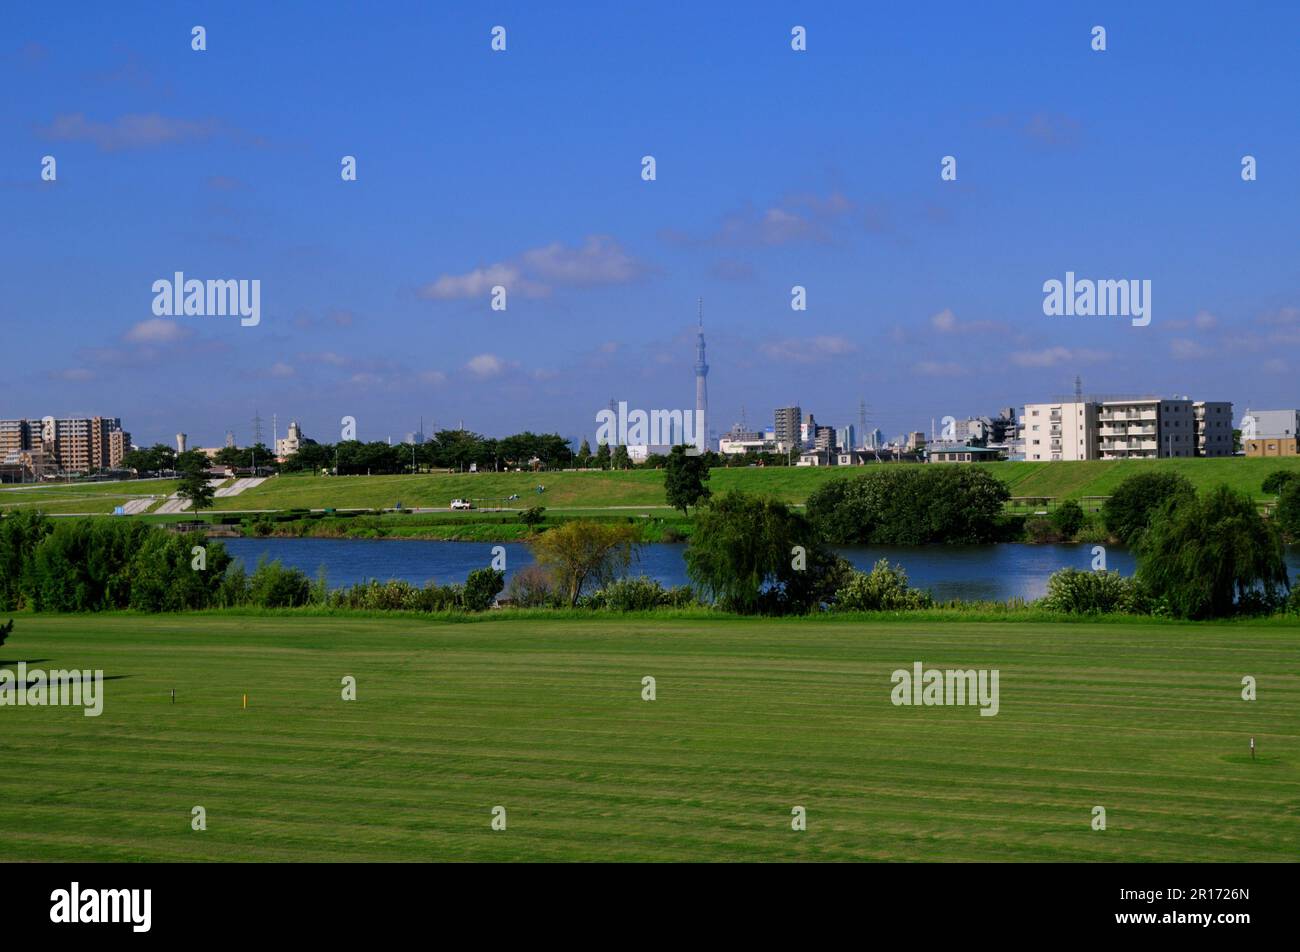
[1022,402,1098,461]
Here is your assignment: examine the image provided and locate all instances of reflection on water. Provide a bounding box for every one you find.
[216,538,1300,604]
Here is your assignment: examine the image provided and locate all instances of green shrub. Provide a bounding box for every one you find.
[1024,517,1059,543]
[1262,471,1299,495]
[504,564,558,607]
[520,506,546,527]
[833,559,934,612]
[247,557,311,608]
[1073,521,1111,544]
[806,466,1010,545]
[1051,500,1085,539]
[594,576,669,611]
[462,567,504,611]
[1040,568,1149,615]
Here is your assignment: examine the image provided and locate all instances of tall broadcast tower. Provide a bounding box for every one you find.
[694,298,708,454]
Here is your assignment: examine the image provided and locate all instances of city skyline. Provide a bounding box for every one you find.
[4,2,1298,447]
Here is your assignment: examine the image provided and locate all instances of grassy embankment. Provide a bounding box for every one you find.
[4,457,1298,540]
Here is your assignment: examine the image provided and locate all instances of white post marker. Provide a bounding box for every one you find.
[1250,736,1255,761]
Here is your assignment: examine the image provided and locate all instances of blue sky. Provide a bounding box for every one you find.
[3,1,1297,448]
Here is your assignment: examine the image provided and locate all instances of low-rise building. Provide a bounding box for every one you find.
[1245,437,1298,457]
[928,444,1006,463]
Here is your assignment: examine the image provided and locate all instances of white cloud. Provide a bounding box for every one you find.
[37,112,220,151]
[915,360,969,376]
[1008,346,1108,368]
[466,353,506,377]
[51,368,94,381]
[418,263,524,301]
[520,235,642,285]
[269,361,295,378]
[760,336,857,363]
[419,235,644,301]
[929,308,1006,334]
[124,318,187,343]
[1170,338,1212,360]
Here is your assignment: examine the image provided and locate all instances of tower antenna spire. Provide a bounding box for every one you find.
[693,298,709,454]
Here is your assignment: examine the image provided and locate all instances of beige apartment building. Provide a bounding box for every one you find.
[0,416,131,475]
[1022,401,1098,461]
[1022,397,1231,461]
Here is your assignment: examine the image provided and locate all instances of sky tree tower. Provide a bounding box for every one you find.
[694,297,708,454]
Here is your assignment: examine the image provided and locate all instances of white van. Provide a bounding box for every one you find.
[450,498,473,511]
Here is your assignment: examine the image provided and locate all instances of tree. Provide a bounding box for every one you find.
[576,439,592,469]
[664,445,711,513]
[1051,500,1085,539]
[1262,470,1299,496]
[176,448,210,472]
[462,567,504,611]
[529,521,639,606]
[520,506,546,527]
[685,490,839,614]
[612,444,631,470]
[805,467,1010,545]
[176,467,216,512]
[0,618,11,649]
[122,443,176,475]
[0,511,52,611]
[594,442,612,470]
[1136,485,1289,619]
[1102,471,1195,545]
[1275,480,1300,541]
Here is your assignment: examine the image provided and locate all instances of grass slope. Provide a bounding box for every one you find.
[6,458,1300,516]
[203,457,1300,511]
[0,479,178,514]
[3,614,1296,862]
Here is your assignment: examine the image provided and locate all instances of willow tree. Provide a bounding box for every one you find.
[1136,485,1289,619]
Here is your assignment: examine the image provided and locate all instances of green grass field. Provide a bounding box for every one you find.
[5,458,1299,517]
[3,613,1297,861]
[0,479,178,515]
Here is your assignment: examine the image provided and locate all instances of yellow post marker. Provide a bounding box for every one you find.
[242,693,247,710]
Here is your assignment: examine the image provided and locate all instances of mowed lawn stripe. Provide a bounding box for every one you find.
[2,614,1296,861]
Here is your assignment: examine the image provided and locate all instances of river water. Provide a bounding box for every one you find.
[215,537,1300,603]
